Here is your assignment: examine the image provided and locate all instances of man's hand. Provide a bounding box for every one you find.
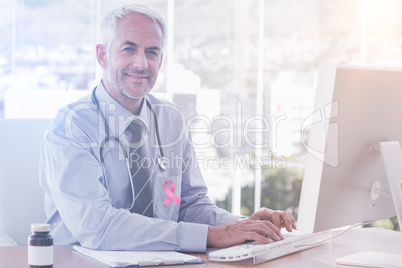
[249,208,297,232]
[207,208,297,248]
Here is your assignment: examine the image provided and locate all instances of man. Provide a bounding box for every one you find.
[40,3,296,252]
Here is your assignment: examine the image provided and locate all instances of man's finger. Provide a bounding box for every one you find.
[280,212,293,231]
[252,220,284,241]
[270,212,283,229]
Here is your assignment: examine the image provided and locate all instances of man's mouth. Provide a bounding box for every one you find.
[125,73,149,79]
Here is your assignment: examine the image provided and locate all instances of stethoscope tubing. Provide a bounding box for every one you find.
[93,88,165,162]
[91,87,167,210]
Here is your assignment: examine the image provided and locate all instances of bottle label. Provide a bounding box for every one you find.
[28,246,53,266]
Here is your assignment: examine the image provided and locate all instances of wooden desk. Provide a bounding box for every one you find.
[1,228,401,268]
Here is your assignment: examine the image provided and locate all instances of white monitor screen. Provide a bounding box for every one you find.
[298,64,402,233]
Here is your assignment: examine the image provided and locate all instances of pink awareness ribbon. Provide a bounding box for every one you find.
[163,180,182,206]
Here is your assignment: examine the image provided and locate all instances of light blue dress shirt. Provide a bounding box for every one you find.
[39,82,241,252]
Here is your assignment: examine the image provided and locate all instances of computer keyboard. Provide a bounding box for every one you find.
[208,229,332,264]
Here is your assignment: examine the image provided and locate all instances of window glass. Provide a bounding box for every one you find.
[174,1,260,212]
[0,0,14,117]
[13,0,97,90]
[1,1,402,227]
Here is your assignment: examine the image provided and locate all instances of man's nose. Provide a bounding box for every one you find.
[132,51,148,70]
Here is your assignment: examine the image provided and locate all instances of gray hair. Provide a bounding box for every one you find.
[100,4,166,55]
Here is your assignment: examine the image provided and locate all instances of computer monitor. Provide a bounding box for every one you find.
[297,64,402,234]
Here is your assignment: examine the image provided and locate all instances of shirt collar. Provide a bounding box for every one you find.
[94,81,150,137]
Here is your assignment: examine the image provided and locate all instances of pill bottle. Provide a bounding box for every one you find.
[28,223,53,268]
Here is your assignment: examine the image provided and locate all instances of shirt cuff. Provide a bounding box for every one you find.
[179,222,209,252]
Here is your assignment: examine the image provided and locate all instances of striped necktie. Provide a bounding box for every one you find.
[127,121,153,217]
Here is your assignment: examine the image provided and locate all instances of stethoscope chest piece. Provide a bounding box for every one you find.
[158,156,168,171]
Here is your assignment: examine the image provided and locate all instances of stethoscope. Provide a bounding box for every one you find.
[92,88,168,210]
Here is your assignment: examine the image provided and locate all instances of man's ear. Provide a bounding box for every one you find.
[96,44,108,69]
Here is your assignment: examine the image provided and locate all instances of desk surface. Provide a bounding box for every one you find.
[1,228,401,268]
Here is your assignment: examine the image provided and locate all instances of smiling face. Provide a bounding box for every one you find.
[97,13,163,114]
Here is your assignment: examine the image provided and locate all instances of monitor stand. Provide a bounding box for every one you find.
[374,141,402,231]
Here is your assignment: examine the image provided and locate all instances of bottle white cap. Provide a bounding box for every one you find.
[31,223,50,232]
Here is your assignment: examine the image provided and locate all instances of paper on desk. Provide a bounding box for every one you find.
[73,245,203,267]
[336,251,402,268]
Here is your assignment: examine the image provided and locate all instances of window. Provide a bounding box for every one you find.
[1,0,402,224]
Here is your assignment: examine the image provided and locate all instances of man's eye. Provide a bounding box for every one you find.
[123,47,135,52]
[146,50,159,56]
